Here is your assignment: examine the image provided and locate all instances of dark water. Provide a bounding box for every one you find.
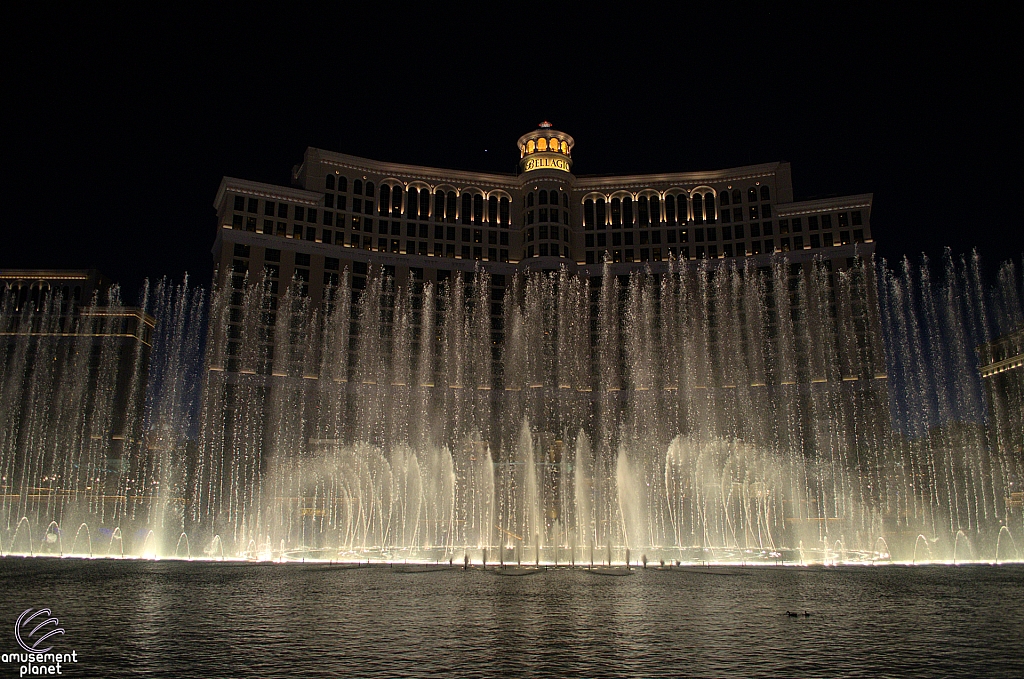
[0,559,1021,678]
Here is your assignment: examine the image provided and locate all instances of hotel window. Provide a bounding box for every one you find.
[584,200,595,228]
[667,230,676,244]
[708,245,718,258]
[793,236,804,249]
[462,228,470,242]
[232,214,242,228]
[665,195,676,225]
[695,228,704,242]
[823,232,834,247]
[539,190,548,205]
[500,232,508,245]
[539,208,547,223]
[474,229,482,243]
[638,196,650,226]
[278,203,288,219]
[391,222,400,236]
[791,218,802,232]
[264,201,275,216]
[763,221,773,235]
[622,196,633,226]
[735,225,744,239]
[234,195,244,211]
[446,244,455,257]
[821,214,832,229]
[500,248,508,261]
[461,194,472,224]
[488,196,498,224]
[434,191,445,221]
[612,233,622,246]
[749,205,759,221]
[354,179,362,194]
[706,227,716,241]
[724,244,733,257]
[851,211,862,226]
[808,215,819,230]
[378,185,390,215]
[732,189,741,204]
[751,223,760,238]
[488,231,497,245]
[446,192,457,223]
[720,192,730,206]
[500,197,510,226]
[365,182,374,197]
[246,217,257,231]
[338,176,347,192]
[760,185,770,201]
[392,187,402,215]
[323,212,333,226]
[841,231,851,245]
[447,226,455,240]
[693,194,704,224]
[325,175,335,190]
[596,198,606,228]
[722,226,732,240]
[761,204,771,218]
[597,233,607,247]
[527,192,534,208]
[473,194,483,224]
[854,229,864,242]
[733,207,742,222]
[747,187,757,202]
[611,198,621,227]
[248,198,258,213]
[810,234,821,248]
[263,219,273,235]
[838,212,849,228]
[721,209,731,223]
[307,209,317,223]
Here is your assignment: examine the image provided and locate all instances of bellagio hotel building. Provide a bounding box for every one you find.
[212,122,874,335]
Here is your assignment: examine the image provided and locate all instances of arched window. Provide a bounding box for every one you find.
[665,195,676,225]
[638,196,650,226]
[693,194,704,224]
[338,176,347,193]
[365,182,374,197]
[499,197,510,226]
[473,194,483,224]
[732,189,741,204]
[406,188,417,219]
[584,199,595,229]
[720,191,729,206]
[461,193,472,224]
[446,192,457,223]
[420,190,430,219]
[378,184,390,215]
[747,187,757,203]
[488,196,498,224]
[622,196,633,226]
[539,190,548,205]
[325,174,335,190]
[760,185,771,201]
[611,198,621,227]
[354,179,363,195]
[392,186,402,215]
[527,192,534,207]
[596,198,606,228]
[650,195,660,224]
[435,190,445,220]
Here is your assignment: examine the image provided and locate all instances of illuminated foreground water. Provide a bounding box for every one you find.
[1,255,1022,563]
[1,559,1021,677]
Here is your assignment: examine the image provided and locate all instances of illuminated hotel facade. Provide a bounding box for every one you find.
[212,122,874,312]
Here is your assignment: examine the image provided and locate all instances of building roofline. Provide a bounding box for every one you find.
[776,194,873,216]
[572,162,788,190]
[215,177,323,208]
[306,148,520,189]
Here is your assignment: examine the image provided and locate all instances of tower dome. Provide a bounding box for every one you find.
[517,122,574,174]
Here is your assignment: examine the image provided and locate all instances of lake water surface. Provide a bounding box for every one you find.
[0,559,1021,677]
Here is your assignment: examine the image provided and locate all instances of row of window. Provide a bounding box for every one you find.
[582,230,866,264]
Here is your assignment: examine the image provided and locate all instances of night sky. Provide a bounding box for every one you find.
[4,7,1021,303]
